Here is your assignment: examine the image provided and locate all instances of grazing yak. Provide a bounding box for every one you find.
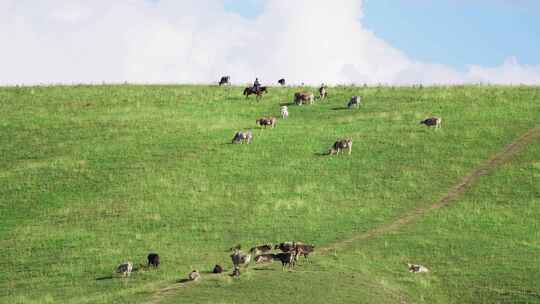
[318,84,328,99]
[115,261,133,277]
[420,117,442,129]
[230,249,251,277]
[329,139,353,155]
[275,241,308,252]
[274,242,296,253]
[294,92,314,105]
[294,244,315,263]
[249,244,273,255]
[188,270,201,281]
[230,249,252,269]
[347,96,361,109]
[232,130,253,144]
[280,106,289,119]
[254,254,275,264]
[275,242,314,263]
[408,263,429,273]
[147,253,160,268]
[273,252,297,270]
[278,78,286,86]
[219,76,231,86]
[256,117,277,129]
[213,264,224,274]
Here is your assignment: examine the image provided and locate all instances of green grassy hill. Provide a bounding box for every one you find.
[0,85,538,303]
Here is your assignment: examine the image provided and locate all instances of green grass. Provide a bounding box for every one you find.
[356,134,540,303]
[0,84,538,303]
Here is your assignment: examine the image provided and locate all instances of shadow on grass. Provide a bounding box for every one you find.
[201,270,228,274]
[96,265,151,281]
[252,267,276,271]
[314,152,330,157]
[331,106,349,111]
[176,278,192,283]
[226,141,256,145]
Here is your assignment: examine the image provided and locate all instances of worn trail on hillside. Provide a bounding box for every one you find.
[320,125,540,253]
[148,125,540,304]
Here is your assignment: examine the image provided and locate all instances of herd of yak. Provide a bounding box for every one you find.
[227,77,442,155]
[112,77,440,281]
[114,241,314,281]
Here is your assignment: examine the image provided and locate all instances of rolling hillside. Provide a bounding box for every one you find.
[0,85,538,303]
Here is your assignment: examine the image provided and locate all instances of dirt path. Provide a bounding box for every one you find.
[148,125,539,304]
[320,125,540,253]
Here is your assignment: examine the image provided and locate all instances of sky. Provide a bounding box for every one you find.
[1,0,539,85]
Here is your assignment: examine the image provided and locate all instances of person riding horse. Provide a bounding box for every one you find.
[243,81,267,100]
[253,78,261,92]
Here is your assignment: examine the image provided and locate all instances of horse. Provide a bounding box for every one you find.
[243,86,268,100]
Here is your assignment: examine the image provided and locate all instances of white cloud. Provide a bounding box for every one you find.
[465,57,540,84]
[0,0,539,85]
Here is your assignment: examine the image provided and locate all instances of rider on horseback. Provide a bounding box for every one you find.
[253,78,261,92]
[244,78,266,100]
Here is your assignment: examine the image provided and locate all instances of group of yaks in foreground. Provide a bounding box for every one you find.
[115,253,160,277]
[113,241,314,281]
[114,241,428,282]
[230,241,315,276]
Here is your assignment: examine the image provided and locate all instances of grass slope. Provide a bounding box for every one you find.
[0,85,538,303]
[355,131,540,303]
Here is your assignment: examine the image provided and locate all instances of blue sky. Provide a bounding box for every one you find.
[224,0,540,70]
